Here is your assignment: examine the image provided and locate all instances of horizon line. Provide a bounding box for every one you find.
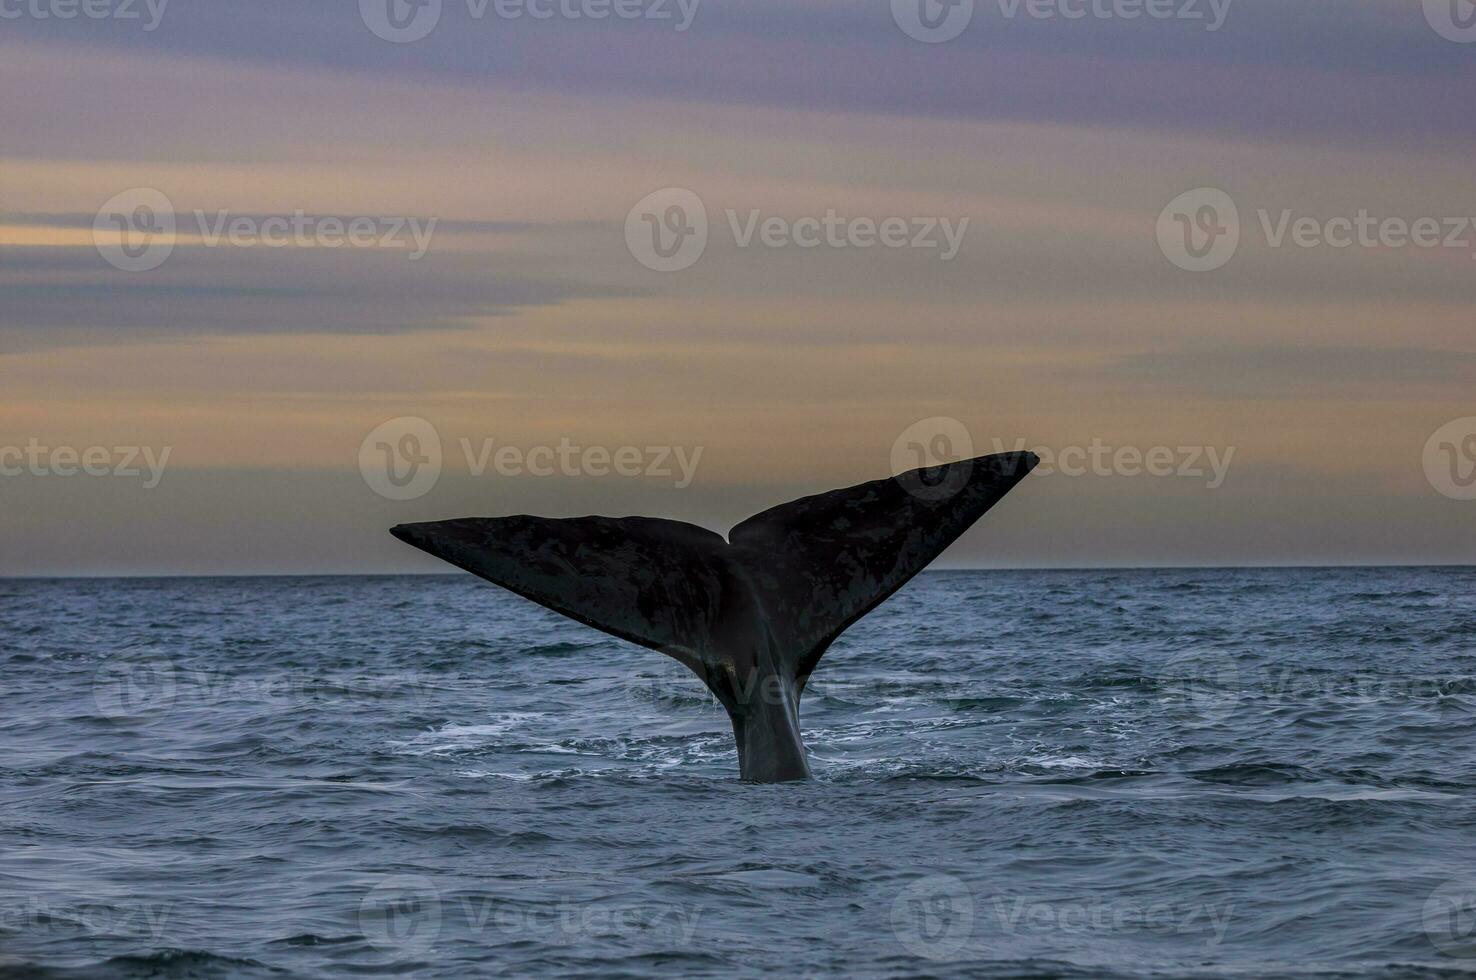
[3,562,1473,581]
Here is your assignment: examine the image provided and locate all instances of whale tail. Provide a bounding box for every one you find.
[390,450,1038,779]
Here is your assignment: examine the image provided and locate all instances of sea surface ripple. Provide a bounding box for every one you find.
[3,567,1475,977]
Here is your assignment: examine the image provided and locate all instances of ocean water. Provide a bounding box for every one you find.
[3,567,1476,978]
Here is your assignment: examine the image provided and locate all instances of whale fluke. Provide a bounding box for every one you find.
[390,450,1039,782]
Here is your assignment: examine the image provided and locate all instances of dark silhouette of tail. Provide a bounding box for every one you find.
[390,450,1038,781]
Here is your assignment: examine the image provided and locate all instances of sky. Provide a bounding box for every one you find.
[2,0,1474,575]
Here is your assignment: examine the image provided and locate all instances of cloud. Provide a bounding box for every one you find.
[2,0,1470,145]
[0,239,628,351]
[1106,345,1476,396]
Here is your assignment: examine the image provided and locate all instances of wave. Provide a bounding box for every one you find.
[0,949,277,979]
